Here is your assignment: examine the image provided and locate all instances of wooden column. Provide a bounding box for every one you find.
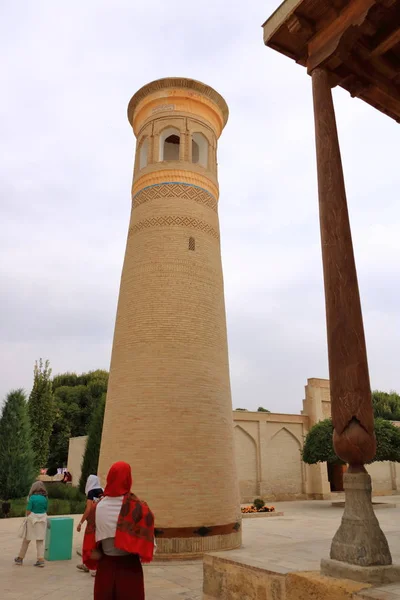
[311,67,375,469]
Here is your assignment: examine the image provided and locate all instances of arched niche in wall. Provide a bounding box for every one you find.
[268,427,303,495]
[159,127,180,161]
[234,425,258,501]
[139,138,149,170]
[192,132,208,168]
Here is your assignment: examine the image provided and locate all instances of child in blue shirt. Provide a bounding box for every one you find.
[14,481,48,567]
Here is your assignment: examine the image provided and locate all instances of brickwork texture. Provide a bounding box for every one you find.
[98,78,241,556]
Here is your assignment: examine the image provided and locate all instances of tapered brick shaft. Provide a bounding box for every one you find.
[98,78,241,558]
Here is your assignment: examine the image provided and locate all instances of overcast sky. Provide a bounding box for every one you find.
[1,1,399,414]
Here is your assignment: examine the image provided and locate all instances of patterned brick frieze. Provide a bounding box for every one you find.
[128,215,220,241]
[132,182,218,212]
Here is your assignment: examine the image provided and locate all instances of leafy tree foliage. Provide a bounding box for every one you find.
[79,393,106,493]
[302,417,400,465]
[257,407,271,412]
[374,418,400,462]
[28,359,55,469]
[0,390,36,500]
[372,390,400,421]
[47,370,108,468]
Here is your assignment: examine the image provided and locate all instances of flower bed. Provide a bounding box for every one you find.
[241,505,275,514]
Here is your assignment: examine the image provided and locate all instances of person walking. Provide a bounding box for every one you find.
[14,481,48,567]
[77,474,103,575]
[83,461,155,600]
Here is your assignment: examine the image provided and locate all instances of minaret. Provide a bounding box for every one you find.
[98,78,241,557]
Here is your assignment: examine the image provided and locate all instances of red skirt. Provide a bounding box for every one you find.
[94,554,144,600]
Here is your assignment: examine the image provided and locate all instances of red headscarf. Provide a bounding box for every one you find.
[83,462,155,569]
[104,461,132,496]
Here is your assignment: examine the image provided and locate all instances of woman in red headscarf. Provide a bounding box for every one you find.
[83,461,155,600]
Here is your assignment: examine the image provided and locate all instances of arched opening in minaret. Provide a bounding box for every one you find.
[159,127,180,161]
[192,132,208,168]
[139,138,148,169]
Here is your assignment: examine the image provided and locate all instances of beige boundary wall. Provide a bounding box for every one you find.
[233,411,309,502]
[67,378,399,502]
[233,378,399,502]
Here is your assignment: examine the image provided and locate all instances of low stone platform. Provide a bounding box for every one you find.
[203,553,371,600]
[322,558,400,585]
[203,553,400,599]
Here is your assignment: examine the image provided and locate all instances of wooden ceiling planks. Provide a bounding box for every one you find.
[263,0,400,122]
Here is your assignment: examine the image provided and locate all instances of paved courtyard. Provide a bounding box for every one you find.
[2,497,400,599]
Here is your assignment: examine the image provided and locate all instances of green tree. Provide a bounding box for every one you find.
[28,359,55,469]
[0,390,36,500]
[372,390,400,421]
[302,418,400,465]
[48,370,108,468]
[257,407,270,412]
[79,393,106,493]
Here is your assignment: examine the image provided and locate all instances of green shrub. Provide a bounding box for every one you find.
[0,496,86,518]
[48,499,71,515]
[302,419,341,465]
[253,498,265,510]
[302,417,400,465]
[69,500,86,514]
[44,483,85,502]
[9,499,27,518]
[48,498,85,515]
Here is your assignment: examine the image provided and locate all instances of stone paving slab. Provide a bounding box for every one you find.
[2,496,400,599]
[0,514,202,600]
[356,584,400,599]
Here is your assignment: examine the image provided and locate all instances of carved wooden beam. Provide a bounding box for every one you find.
[346,53,400,105]
[357,40,399,80]
[287,13,314,36]
[362,85,400,121]
[370,26,400,56]
[307,0,377,72]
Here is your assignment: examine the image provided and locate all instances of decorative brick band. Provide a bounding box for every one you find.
[132,182,218,212]
[155,521,241,539]
[154,530,242,559]
[128,215,220,240]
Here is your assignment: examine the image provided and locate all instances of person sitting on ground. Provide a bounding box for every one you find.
[83,461,155,600]
[14,481,48,568]
[77,474,103,575]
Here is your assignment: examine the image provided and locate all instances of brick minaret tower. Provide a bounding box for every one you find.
[98,78,241,557]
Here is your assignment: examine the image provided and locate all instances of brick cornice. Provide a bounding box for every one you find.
[127,77,229,129]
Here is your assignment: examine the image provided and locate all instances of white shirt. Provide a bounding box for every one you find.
[95,496,123,542]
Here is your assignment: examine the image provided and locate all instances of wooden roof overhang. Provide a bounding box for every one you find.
[263,0,400,122]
